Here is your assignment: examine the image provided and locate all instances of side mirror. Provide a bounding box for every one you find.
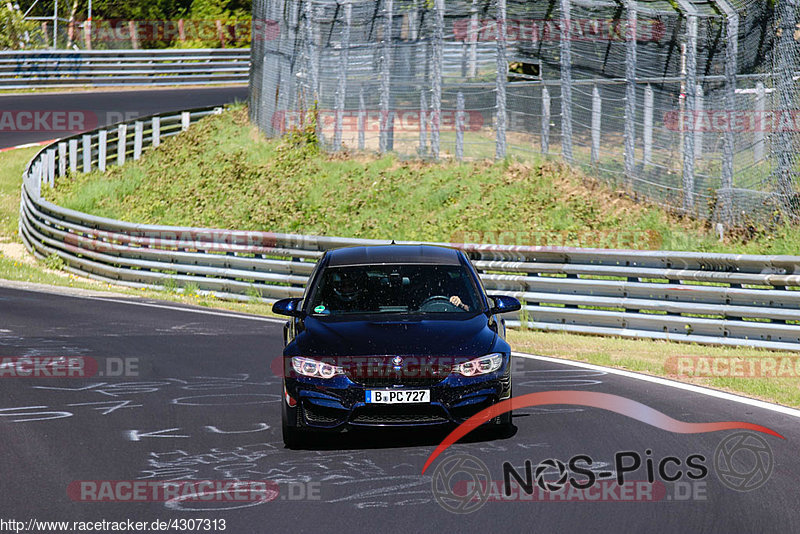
[489,295,521,315]
[273,297,304,318]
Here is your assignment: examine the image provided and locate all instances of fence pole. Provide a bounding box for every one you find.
[181,112,190,132]
[772,0,798,216]
[456,91,465,161]
[69,138,77,173]
[468,0,478,78]
[82,134,91,173]
[133,121,143,160]
[559,0,573,163]
[495,0,507,160]
[643,84,653,167]
[678,2,698,213]
[303,0,321,144]
[431,0,444,159]
[591,86,601,164]
[624,0,637,186]
[379,0,393,153]
[694,84,704,159]
[716,0,738,226]
[98,131,107,172]
[334,0,351,151]
[358,86,365,150]
[541,86,550,155]
[419,91,427,156]
[754,82,765,163]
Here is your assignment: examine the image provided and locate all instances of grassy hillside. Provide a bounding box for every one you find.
[48,105,800,254]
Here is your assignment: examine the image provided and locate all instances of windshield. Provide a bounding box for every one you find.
[307,264,482,316]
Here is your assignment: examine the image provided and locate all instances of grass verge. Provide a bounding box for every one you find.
[48,106,800,254]
[509,330,800,408]
[0,145,277,317]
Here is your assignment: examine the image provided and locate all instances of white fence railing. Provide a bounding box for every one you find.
[0,49,250,89]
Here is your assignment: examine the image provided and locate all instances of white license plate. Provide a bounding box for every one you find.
[365,389,430,404]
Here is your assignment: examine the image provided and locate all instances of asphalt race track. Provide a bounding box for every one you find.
[0,86,248,149]
[1,284,798,532]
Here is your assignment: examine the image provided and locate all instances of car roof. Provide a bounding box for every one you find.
[326,245,463,267]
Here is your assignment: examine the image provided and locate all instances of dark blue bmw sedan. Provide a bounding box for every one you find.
[272,244,521,448]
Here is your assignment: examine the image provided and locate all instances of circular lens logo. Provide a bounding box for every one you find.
[534,458,569,492]
[430,454,491,514]
[714,432,774,492]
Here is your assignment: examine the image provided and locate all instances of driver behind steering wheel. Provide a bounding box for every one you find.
[331,271,366,310]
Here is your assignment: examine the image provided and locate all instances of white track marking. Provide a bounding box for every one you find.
[85,296,286,323]
[513,351,800,420]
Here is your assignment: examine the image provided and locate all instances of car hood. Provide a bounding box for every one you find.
[289,314,498,358]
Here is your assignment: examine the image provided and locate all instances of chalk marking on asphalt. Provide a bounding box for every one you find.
[513,351,800,420]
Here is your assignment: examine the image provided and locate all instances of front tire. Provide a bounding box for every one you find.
[282,417,306,449]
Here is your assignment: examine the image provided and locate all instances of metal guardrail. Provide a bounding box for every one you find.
[18,107,800,352]
[0,49,250,89]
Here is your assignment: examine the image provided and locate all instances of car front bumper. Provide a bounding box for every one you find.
[283,371,511,430]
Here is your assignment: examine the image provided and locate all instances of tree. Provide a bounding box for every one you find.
[1,2,43,49]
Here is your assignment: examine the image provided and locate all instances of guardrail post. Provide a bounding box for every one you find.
[69,139,78,173]
[58,142,67,177]
[694,84,704,159]
[419,91,427,156]
[541,86,550,155]
[117,124,127,166]
[152,116,161,148]
[98,131,107,172]
[591,85,601,165]
[643,84,653,167]
[495,0,507,160]
[559,0,573,163]
[134,121,144,161]
[34,161,42,198]
[358,86,365,150]
[181,112,190,132]
[456,91,465,161]
[754,82,765,163]
[624,0,637,186]
[46,149,55,187]
[82,134,92,173]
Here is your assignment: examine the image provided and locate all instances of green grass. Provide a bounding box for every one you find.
[0,143,277,317]
[509,330,800,408]
[48,106,800,254]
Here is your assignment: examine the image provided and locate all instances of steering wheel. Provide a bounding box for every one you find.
[418,295,457,312]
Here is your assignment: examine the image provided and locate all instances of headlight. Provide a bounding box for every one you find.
[291,357,344,379]
[454,353,504,376]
